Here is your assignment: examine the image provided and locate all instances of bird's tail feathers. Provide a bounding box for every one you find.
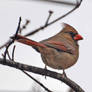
[11,35,47,48]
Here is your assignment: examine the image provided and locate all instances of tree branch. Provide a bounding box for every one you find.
[0,58,85,92]
[24,0,83,37]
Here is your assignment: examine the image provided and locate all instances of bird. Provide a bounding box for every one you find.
[11,23,83,76]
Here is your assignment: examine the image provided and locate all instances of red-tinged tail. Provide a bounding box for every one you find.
[11,35,47,48]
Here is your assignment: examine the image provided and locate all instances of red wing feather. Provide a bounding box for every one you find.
[47,41,67,51]
[15,35,47,48]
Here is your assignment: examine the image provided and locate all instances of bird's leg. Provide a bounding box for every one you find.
[44,65,47,79]
[62,69,67,78]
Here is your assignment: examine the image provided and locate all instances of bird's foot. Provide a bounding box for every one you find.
[62,70,67,78]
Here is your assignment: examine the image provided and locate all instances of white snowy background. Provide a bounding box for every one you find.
[0,0,91,92]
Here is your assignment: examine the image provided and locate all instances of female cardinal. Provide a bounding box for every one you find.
[12,23,83,73]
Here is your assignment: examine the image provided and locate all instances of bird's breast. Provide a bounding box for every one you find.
[40,47,78,69]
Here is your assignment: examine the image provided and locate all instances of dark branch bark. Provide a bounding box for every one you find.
[0,58,85,92]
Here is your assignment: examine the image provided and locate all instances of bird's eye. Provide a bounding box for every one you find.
[64,31,78,38]
[69,32,77,38]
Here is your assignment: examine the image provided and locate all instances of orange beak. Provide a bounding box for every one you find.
[74,34,83,41]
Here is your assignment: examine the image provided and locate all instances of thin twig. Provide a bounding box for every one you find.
[0,17,21,50]
[3,40,13,60]
[45,10,53,26]
[22,71,52,92]
[19,19,30,34]
[14,17,22,38]
[0,18,30,50]
[12,45,16,61]
[24,0,82,37]
[7,50,12,60]
[3,17,21,60]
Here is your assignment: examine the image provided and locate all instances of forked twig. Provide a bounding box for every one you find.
[24,0,82,37]
[3,17,21,60]
[0,18,30,50]
[25,10,54,36]
[45,10,53,26]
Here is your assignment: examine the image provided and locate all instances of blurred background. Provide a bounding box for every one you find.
[0,0,91,92]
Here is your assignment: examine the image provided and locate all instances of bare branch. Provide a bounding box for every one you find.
[0,58,85,92]
[3,17,21,60]
[24,0,82,37]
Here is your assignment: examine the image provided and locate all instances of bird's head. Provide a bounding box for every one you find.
[61,23,83,41]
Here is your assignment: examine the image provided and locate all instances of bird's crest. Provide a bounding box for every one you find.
[61,23,78,34]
